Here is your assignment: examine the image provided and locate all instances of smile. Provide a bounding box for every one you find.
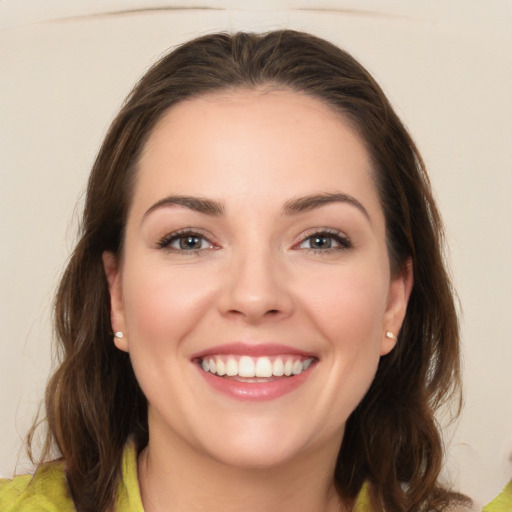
[192,343,318,401]
[199,355,315,379]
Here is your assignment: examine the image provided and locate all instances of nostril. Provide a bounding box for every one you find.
[267,309,279,315]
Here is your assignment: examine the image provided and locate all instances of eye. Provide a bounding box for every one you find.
[298,231,351,251]
[158,230,215,252]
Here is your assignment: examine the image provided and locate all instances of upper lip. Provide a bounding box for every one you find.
[191,342,317,360]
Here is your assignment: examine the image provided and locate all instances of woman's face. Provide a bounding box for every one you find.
[104,89,411,469]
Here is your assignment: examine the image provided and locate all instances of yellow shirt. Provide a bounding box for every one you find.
[482,480,512,512]
[0,443,371,511]
[0,442,143,512]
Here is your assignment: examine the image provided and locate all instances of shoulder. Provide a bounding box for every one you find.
[0,460,75,512]
[0,441,143,512]
[482,480,512,512]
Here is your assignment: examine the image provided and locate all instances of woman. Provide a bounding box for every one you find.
[0,30,472,512]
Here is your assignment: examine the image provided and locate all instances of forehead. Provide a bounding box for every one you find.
[142,87,364,161]
[132,88,381,220]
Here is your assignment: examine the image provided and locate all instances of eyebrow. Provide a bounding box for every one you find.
[143,195,225,219]
[143,192,369,220]
[283,193,370,220]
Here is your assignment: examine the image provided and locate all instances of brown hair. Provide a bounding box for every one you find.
[33,30,465,511]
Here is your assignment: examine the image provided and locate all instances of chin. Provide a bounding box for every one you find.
[192,415,337,471]
[203,440,308,470]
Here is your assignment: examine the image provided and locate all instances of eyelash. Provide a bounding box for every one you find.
[157,228,352,255]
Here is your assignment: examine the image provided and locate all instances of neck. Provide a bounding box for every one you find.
[138,427,346,512]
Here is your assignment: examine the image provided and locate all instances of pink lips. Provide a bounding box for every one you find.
[191,342,317,402]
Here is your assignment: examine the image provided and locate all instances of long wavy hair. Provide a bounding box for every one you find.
[31,30,465,511]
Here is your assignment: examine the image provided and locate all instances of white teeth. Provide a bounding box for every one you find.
[272,358,284,376]
[226,357,237,376]
[255,357,272,378]
[216,359,226,376]
[202,355,315,379]
[238,356,255,377]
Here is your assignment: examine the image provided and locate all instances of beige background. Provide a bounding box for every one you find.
[1,1,511,508]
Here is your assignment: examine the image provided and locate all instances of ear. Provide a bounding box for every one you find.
[381,258,414,356]
[102,251,129,353]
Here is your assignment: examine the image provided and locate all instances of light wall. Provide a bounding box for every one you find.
[1,1,511,507]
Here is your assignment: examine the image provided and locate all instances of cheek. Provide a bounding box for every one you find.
[118,262,218,417]
[121,261,218,349]
[298,270,388,425]
[298,263,389,345]
[297,262,389,404]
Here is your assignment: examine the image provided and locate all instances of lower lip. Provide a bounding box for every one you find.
[196,366,315,402]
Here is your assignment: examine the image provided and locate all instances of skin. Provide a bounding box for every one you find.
[103,88,413,512]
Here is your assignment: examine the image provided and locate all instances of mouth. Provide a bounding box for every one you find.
[196,355,316,381]
[191,343,318,401]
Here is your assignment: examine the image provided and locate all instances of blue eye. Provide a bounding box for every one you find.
[158,231,214,252]
[299,232,351,251]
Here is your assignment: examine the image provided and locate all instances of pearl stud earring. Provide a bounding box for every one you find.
[114,331,124,339]
[385,331,396,340]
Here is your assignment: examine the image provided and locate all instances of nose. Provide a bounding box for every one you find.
[217,246,294,324]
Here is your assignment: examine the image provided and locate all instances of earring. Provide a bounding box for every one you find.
[114,331,124,339]
[385,331,396,340]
